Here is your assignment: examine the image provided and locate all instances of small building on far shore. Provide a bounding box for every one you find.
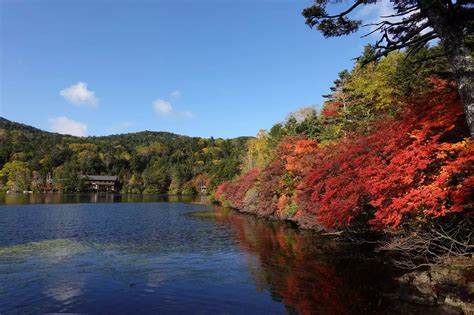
[80,175,118,192]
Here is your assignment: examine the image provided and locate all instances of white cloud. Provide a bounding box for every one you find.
[153,99,173,114]
[170,90,181,99]
[356,3,432,45]
[59,82,98,106]
[181,110,193,118]
[152,98,193,118]
[357,2,397,23]
[356,2,404,35]
[49,116,88,137]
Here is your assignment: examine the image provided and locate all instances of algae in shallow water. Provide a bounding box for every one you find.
[0,239,87,257]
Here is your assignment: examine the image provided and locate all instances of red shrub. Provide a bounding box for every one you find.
[217,79,472,231]
[215,169,260,209]
[298,79,473,229]
[258,160,286,216]
[215,181,231,201]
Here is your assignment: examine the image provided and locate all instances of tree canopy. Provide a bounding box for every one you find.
[302,0,474,138]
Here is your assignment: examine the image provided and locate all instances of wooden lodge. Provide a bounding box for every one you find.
[80,175,118,192]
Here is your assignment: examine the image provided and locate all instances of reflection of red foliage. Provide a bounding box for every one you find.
[213,207,356,315]
[299,79,473,228]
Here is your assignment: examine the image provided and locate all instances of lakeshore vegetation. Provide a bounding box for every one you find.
[214,43,473,273]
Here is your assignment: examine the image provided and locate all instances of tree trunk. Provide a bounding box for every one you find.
[419,1,474,138]
[441,36,474,139]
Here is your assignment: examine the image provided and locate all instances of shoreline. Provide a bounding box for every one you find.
[216,201,473,314]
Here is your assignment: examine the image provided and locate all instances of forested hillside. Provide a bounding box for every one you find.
[0,118,249,194]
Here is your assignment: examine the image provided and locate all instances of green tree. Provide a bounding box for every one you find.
[0,160,31,191]
[142,162,170,194]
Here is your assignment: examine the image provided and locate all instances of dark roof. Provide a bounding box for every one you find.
[80,175,118,181]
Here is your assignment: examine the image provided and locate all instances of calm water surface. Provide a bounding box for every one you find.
[0,194,437,314]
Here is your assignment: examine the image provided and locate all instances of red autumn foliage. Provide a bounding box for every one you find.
[321,101,343,118]
[257,159,286,216]
[298,79,473,228]
[187,174,211,192]
[215,180,230,201]
[215,169,260,209]
[215,79,472,231]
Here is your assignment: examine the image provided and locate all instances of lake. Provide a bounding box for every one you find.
[0,195,443,314]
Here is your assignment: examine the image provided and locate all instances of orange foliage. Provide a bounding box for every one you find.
[279,137,318,173]
[277,194,289,216]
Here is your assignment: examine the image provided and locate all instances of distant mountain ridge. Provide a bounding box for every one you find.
[0,117,203,140]
[0,117,47,135]
[0,117,250,194]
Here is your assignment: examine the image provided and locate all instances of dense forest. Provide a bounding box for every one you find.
[0,118,249,194]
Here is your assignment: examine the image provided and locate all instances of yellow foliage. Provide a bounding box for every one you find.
[242,129,272,171]
[69,143,98,153]
[348,51,403,111]
[136,141,164,156]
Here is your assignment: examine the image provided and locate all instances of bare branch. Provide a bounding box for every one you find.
[380,5,420,18]
[324,0,364,19]
[379,216,473,270]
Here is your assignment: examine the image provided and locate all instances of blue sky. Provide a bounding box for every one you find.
[0,0,388,138]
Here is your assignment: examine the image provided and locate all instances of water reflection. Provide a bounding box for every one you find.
[0,200,434,314]
[45,274,85,305]
[0,192,199,205]
[0,202,287,314]
[206,206,398,315]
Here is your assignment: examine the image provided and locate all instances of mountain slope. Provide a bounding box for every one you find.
[0,117,250,194]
